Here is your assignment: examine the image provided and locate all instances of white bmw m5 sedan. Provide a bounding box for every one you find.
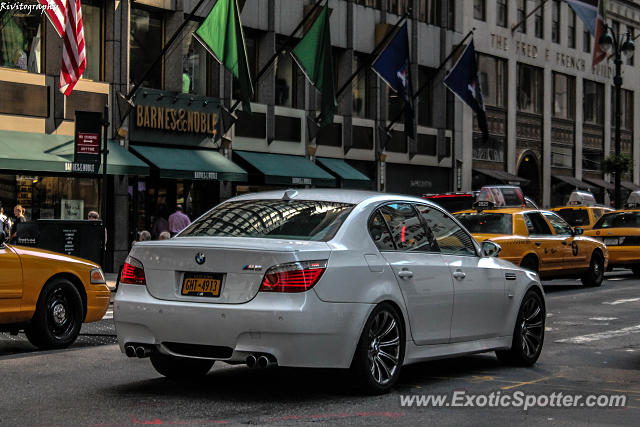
[114,189,545,393]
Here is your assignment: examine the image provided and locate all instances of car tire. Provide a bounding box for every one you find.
[581,252,604,287]
[496,290,545,366]
[351,303,405,394]
[520,255,539,273]
[150,354,214,380]
[25,278,84,350]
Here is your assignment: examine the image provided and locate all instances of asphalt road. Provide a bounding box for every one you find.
[2,271,640,426]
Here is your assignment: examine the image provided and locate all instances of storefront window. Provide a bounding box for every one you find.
[473,0,485,21]
[518,0,527,34]
[478,54,507,108]
[583,80,604,125]
[82,1,102,81]
[533,0,543,38]
[553,73,575,120]
[0,175,100,221]
[552,0,561,43]
[496,0,507,28]
[130,6,163,89]
[517,64,543,114]
[611,88,634,130]
[353,54,374,119]
[0,3,42,73]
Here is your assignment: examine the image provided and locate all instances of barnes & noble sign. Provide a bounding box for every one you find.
[129,88,221,146]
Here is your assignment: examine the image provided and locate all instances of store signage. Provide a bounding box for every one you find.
[194,171,218,180]
[292,177,312,185]
[65,162,97,173]
[136,105,218,136]
[129,88,222,146]
[74,111,102,172]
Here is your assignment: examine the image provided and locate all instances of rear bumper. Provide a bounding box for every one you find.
[606,246,640,267]
[114,284,373,368]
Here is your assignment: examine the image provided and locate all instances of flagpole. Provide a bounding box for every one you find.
[511,0,548,34]
[382,28,475,136]
[226,0,326,114]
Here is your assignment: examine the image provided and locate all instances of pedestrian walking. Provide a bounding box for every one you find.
[10,205,26,244]
[168,204,191,236]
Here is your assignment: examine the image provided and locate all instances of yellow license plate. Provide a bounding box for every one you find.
[181,273,222,297]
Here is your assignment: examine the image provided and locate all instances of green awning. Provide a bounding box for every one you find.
[0,130,149,176]
[234,150,336,187]
[131,145,247,181]
[317,157,371,188]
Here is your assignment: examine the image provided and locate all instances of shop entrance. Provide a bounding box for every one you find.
[517,152,541,204]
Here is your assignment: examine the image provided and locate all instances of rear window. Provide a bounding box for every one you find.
[554,208,590,226]
[180,200,354,241]
[593,212,640,229]
[455,213,513,235]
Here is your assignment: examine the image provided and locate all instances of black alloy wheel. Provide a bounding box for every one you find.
[496,290,545,366]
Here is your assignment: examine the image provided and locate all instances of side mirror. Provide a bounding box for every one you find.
[481,240,502,257]
[573,227,584,235]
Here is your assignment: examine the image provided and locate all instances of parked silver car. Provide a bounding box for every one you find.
[115,189,545,393]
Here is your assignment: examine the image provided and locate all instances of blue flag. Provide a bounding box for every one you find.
[372,23,414,139]
[443,40,489,142]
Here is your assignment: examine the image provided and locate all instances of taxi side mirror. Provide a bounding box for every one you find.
[481,240,502,257]
[573,227,584,236]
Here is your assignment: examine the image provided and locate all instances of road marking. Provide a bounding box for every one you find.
[589,317,618,321]
[603,298,640,305]
[556,324,640,344]
[501,376,555,390]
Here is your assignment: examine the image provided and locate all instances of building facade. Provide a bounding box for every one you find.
[0,0,462,272]
[463,0,640,207]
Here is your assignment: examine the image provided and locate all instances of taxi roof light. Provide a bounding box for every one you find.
[568,190,597,206]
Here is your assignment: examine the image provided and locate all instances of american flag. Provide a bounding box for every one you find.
[39,0,86,95]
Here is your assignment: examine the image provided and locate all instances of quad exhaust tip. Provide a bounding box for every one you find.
[125,345,136,358]
[246,354,276,368]
[246,354,257,368]
[135,346,151,358]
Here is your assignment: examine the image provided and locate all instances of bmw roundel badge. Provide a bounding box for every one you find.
[195,253,206,265]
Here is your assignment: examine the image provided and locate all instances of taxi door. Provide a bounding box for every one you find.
[0,244,23,322]
[522,212,564,272]
[543,211,586,269]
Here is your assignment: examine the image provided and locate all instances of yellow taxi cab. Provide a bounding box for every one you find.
[550,191,613,231]
[583,192,640,276]
[454,186,608,286]
[0,230,110,349]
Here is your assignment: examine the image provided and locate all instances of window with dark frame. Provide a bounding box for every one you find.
[0,0,44,73]
[130,5,164,89]
[478,54,507,108]
[568,8,576,48]
[552,0,561,43]
[518,0,527,34]
[627,26,635,66]
[517,63,544,114]
[584,29,592,53]
[474,0,486,21]
[496,0,508,28]
[534,0,543,38]
[553,72,575,120]
[583,79,604,125]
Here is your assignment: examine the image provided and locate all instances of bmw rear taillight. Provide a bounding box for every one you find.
[259,260,327,293]
[120,256,146,285]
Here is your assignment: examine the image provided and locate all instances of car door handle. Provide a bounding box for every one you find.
[452,270,466,280]
[398,270,413,279]
[535,242,541,247]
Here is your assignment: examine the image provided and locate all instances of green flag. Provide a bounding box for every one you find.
[291,4,336,128]
[195,0,253,113]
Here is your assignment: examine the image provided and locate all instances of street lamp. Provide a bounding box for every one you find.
[599,27,634,209]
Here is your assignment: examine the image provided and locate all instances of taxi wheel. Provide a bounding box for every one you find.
[150,354,214,380]
[581,252,604,287]
[520,255,539,273]
[496,290,545,366]
[25,278,83,350]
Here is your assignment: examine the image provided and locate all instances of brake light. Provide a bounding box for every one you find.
[260,260,327,293]
[120,256,146,285]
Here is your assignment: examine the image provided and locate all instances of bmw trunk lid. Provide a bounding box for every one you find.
[129,237,331,303]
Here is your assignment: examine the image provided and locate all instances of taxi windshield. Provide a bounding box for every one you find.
[554,208,590,226]
[455,213,513,235]
[593,212,640,229]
